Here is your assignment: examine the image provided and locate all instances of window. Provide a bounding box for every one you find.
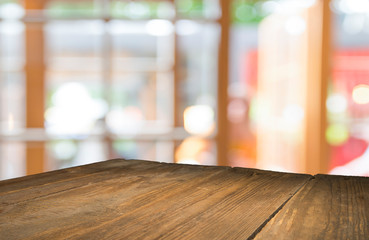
[328,0,369,176]
[0,0,225,179]
[2,0,367,180]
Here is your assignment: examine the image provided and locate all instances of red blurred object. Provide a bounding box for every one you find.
[333,50,369,118]
[243,50,258,95]
[330,50,369,171]
[330,137,368,169]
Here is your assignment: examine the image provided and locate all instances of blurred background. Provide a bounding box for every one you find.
[1,0,369,180]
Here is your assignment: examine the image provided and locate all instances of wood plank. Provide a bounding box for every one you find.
[0,159,310,240]
[255,174,369,239]
[0,159,150,205]
[0,159,130,194]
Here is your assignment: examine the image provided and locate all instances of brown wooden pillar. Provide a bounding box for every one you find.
[173,28,181,163]
[170,0,181,163]
[216,1,231,166]
[305,0,331,174]
[24,0,46,175]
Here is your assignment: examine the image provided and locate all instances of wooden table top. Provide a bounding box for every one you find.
[0,159,368,240]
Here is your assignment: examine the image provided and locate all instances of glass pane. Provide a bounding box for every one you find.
[113,140,174,163]
[0,21,24,70]
[0,72,25,132]
[0,8,25,133]
[44,20,106,135]
[47,139,108,170]
[110,20,174,64]
[175,138,216,165]
[45,80,107,135]
[108,72,172,134]
[0,1,25,180]
[0,142,25,180]
[177,21,219,131]
[109,19,174,134]
[45,20,104,65]
[328,0,369,176]
[0,0,24,20]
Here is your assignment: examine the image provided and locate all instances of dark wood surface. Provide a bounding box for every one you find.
[255,174,369,239]
[0,159,367,239]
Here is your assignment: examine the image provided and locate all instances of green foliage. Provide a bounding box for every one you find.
[111,1,162,19]
[47,1,97,17]
[0,0,19,4]
[176,0,204,17]
[44,0,271,24]
[113,140,137,157]
[232,0,268,25]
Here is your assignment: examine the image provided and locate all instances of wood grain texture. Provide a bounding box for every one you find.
[0,159,310,240]
[255,174,369,240]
